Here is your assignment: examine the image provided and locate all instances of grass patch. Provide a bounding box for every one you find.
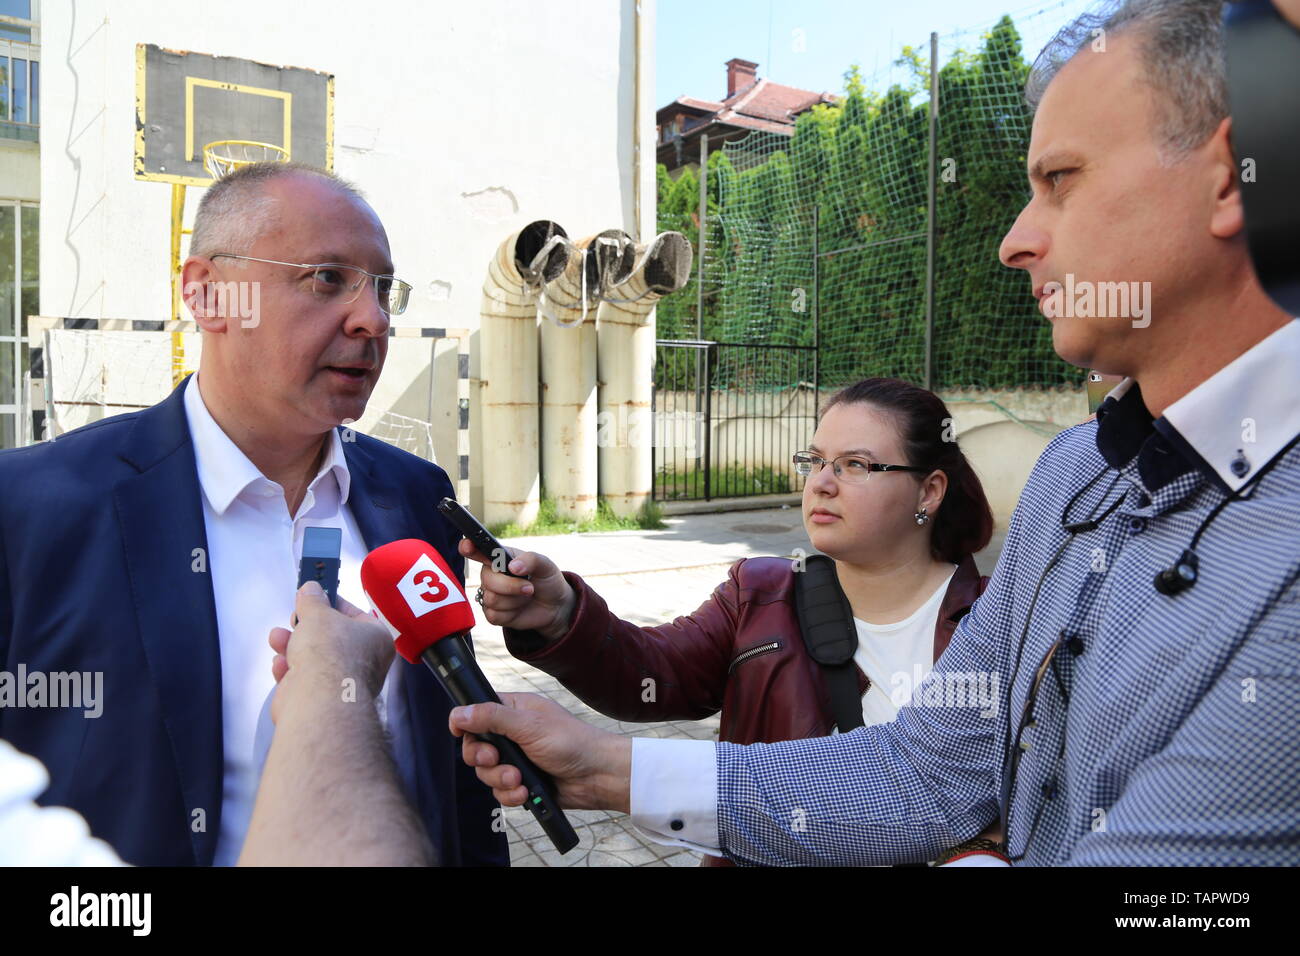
[654,464,792,500]
[489,497,666,538]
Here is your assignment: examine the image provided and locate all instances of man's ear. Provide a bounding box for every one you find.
[1207,116,1245,241]
[180,256,227,332]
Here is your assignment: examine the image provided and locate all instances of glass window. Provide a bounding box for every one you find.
[0,340,12,411]
[0,0,31,42]
[0,205,14,337]
[29,57,35,124]
[12,56,24,123]
[0,1,32,45]
[0,56,9,121]
[21,204,37,329]
[0,200,20,449]
[0,0,32,40]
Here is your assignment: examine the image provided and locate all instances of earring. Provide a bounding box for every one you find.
[915,507,929,526]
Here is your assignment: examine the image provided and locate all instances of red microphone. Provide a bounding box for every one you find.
[361,539,579,854]
[360,538,475,663]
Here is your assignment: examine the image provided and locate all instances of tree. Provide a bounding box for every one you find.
[655,13,1082,390]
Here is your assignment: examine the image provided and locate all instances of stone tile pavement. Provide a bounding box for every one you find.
[463,507,1006,866]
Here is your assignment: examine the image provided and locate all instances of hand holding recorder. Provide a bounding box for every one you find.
[439,497,577,641]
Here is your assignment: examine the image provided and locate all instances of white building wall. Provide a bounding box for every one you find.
[0,142,39,202]
[39,0,653,512]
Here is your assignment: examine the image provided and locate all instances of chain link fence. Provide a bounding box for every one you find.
[657,5,1091,394]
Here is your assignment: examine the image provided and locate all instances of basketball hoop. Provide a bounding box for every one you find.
[202,140,290,179]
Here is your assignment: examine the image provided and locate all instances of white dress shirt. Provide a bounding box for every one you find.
[629,320,1300,857]
[183,374,405,866]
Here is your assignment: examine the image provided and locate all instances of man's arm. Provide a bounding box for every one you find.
[238,583,433,866]
[450,591,1005,867]
[1065,577,1300,865]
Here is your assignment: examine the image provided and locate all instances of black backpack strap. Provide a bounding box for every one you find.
[793,555,865,734]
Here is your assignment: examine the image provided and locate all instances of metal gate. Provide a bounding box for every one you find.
[652,340,817,502]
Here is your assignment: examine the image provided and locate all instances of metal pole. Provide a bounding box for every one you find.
[650,371,657,501]
[694,135,709,498]
[812,204,820,417]
[697,134,708,340]
[703,344,713,501]
[170,183,187,387]
[923,32,939,391]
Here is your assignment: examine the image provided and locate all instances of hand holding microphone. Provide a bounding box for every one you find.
[362,539,580,854]
[451,693,633,814]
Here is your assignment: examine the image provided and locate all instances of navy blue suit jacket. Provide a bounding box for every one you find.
[0,376,507,866]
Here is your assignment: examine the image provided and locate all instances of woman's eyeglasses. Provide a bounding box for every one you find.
[792,452,927,484]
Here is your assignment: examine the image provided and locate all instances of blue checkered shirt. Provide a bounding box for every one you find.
[715,350,1300,865]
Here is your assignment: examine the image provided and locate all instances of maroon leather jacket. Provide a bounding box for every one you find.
[503,554,989,864]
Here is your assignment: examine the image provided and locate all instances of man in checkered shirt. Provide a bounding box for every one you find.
[452,0,1300,865]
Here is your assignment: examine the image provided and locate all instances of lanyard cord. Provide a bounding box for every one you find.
[1001,469,1122,756]
[1188,430,1300,550]
[998,468,1123,847]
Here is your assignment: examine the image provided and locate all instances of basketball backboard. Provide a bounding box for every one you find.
[134,43,333,186]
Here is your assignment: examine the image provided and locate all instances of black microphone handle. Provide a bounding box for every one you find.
[420,636,580,855]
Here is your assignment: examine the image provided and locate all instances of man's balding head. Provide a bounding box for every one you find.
[189,162,366,260]
[182,163,393,444]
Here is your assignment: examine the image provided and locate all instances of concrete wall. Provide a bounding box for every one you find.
[654,385,1089,530]
[941,387,1088,528]
[39,0,654,512]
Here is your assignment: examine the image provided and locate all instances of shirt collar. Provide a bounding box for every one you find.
[1159,320,1300,494]
[183,373,352,516]
[1093,320,1300,495]
[1094,379,1192,492]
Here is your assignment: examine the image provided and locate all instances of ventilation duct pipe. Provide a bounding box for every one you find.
[596,232,693,517]
[479,220,568,528]
[539,230,637,521]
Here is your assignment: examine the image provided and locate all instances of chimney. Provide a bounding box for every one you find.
[725,58,759,98]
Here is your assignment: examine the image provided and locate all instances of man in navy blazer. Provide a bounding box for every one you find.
[0,163,507,866]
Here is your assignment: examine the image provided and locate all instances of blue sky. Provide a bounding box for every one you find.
[656,0,1102,107]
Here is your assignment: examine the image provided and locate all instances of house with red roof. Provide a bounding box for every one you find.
[657,57,837,174]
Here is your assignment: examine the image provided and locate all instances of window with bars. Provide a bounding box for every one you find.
[0,202,38,449]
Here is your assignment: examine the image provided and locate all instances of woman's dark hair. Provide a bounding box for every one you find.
[821,377,994,564]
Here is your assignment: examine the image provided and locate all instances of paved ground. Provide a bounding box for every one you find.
[465,506,1006,866]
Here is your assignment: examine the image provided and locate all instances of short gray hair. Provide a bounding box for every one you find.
[189,162,365,259]
[1026,0,1228,163]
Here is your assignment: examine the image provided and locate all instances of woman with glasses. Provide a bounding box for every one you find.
[467,377,1001,866]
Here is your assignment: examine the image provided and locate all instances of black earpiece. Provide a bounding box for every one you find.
[1154,549,1199,596]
